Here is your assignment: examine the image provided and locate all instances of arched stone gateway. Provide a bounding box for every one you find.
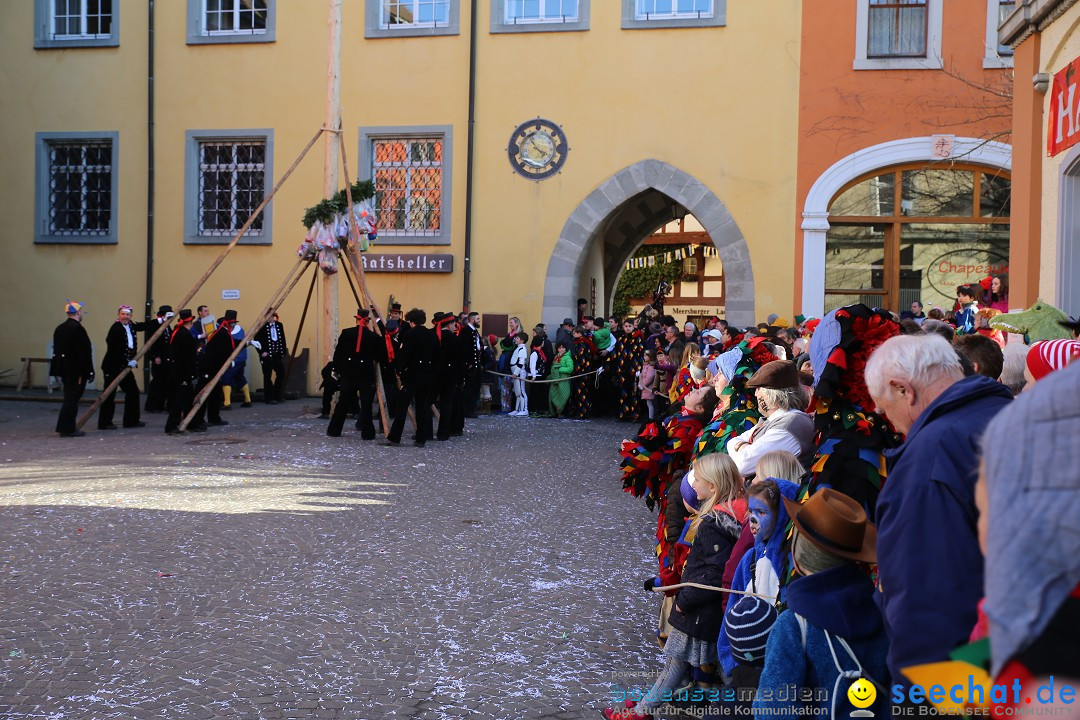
[541,160,756,328]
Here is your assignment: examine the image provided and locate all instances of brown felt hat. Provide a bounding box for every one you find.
[783,489,877,563]
[745,360,800,389]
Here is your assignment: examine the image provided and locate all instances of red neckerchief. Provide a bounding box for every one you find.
[383,329,397,363]
[535,347,548,363]
[355,322,364,353]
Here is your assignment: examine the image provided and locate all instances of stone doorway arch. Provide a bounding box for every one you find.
[541,160,755,328]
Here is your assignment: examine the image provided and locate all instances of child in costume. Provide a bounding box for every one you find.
[568,326,598,419]
[605,453,746,720]
[613,319,646,421]
[668,343,701,405]
[638,350,658,420]
[527,335,550,416]
[547,341,574,417]
[592,317,614,355]
[509,332,529,417]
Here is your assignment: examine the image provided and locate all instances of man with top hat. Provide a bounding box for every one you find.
[385,308,438,447]
[51,300,94,437]
[327,308,385,439]
[144,305,174,413]
[99,304,173,430]
[254,309,287,404]
[374,312,402,419]
[190,310,238,429]
[389,302,403,325]
[434,311,465,441]
[166,309,200,434]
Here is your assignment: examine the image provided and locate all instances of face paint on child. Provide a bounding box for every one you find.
[748,497,776,540]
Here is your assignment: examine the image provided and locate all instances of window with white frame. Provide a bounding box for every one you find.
[995,0,1013,56]
[854,0,941,70]
[505,0,578,23]
[382,0,451,27]
[204,0,268,34]
[35,132,119,244]
[635,0,712,20]
[867,0,927,58]
[372,138,443,237]
[35,0,118,48]
[196,141,267,236]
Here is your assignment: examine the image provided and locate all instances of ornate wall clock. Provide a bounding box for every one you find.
[508,118,568,180]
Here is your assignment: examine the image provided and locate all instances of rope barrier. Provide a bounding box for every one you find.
[484,369,601,384]
[651,582,776,602]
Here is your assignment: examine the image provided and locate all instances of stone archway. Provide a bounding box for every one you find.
[541,160,755,327]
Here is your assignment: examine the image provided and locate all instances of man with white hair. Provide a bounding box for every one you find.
[865,334,1012,687]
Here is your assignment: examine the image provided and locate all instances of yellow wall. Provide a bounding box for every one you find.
[0,0,800,394]
[1038,3,1080,305]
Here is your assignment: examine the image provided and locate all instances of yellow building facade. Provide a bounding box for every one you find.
[1,0,800,394]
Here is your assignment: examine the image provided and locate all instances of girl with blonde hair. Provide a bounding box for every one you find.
[608,453,745,720]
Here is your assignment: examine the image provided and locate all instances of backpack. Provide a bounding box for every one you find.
[793,613,885,720]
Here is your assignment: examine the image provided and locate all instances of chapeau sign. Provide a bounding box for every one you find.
[359,254,454,273]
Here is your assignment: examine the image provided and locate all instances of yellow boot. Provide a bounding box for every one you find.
[223,385,232,409]
[241,384,252,407]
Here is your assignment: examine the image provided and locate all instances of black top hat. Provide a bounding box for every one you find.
[157,305,173,316]
[355,308,370,319]
[224,310,238,321]
[178,309,194,321]
[432,312,448,324]
[391,302,402,311]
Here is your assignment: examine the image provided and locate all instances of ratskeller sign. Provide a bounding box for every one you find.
[360,254,453,273]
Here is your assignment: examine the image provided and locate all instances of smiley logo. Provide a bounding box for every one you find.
[848,678,876,710]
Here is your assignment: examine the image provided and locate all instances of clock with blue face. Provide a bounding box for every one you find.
[509,119,568,180]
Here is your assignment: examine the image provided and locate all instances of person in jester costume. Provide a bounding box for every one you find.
[567,325,598,419]
[612,318,645,421]
[800,303,903,516]
[693,336,779,461]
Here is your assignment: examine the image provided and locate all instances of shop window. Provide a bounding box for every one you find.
[826,164,1011,312]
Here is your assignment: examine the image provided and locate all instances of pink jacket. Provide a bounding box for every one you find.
[638,363,657,400]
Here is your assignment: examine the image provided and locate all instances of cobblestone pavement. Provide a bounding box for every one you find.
[0,399,666,720]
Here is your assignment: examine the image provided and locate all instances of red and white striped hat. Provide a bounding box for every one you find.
[1026,339,1080,381]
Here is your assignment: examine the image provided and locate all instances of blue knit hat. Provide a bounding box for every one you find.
[680,471,700,510]
[724,596,777,667]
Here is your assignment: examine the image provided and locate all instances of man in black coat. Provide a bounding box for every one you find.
[460,311,483,420]
[165,309,199,434]
[51,301,94,437]
[434,312,466,441]
[255,311,287,404]
[190,311,237,429]
[327,308,385,439]
[144,305,173,413]
[99,304,170,430]
[385,308,438,447]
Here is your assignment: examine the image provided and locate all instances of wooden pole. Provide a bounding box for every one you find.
[76,126,327,430]
[178,259,312,431]
[284,266,319,387]
[320,0,342,393]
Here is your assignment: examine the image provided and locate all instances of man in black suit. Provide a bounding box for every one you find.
[99,304,171,430]
[385,308,439,447]
[327,308,385,439]
[255,310,287,404]
[434,312,465,441]
[144,305,173,413]
[165,309,200,434]
[460,311,483,421]
[190,310,237,429]
[51,301,94,437]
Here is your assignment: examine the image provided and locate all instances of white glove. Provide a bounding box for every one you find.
[164,311,175,320]
[250,340,262,351]
[127,360,138,368]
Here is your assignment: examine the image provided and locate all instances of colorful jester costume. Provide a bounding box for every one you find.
[619,410,706,511]
[800,304,902,516]
[694,337,778,459]
[567,336,598,419]
[613,329,645,421]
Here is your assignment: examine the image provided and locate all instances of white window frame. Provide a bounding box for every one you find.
[380,0,452,29]
[366,0,460,37]
[184,130,274,245]
[634,0,713,21]
[35,132,119,245]
[621,0,725,30]
[34,0,119,48]
[505,0,578,23]
[491,0,588,32]
[854,0,943,70]
[186,0,276,45]
[983,0,1014,69]
[358,125,453,246]
[203,0,268,36]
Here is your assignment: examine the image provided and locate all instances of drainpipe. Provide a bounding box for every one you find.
[144,0,156,387]
[462,0,477,311]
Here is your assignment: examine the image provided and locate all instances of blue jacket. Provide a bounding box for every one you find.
[875,374,1011,685]
[753,564,890,720]
[955,302,978,334]
[718,478,800,675]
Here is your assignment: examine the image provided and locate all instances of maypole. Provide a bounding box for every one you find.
[321,0,342,378]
